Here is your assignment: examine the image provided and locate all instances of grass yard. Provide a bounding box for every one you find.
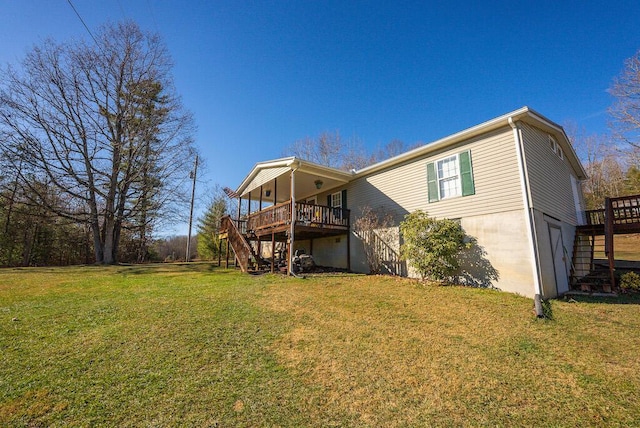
[614,233,640,261]
[594,233,640,261]
[2,264,640,427]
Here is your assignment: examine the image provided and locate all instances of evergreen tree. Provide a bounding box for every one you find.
[196,191,228,260]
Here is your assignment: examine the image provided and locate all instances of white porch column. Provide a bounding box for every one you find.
[289,166,298,275]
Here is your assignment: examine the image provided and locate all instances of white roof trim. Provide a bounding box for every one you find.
[236,156,353,196]
[233,107,587,195]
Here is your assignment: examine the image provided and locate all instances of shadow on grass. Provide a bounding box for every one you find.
[114,262,235,275]
[563,293,640,305]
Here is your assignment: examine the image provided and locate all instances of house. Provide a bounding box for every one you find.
[220,106,606,299]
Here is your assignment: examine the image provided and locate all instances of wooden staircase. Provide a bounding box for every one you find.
[220,216,266,272]
[571,194,640,291]
[570,233,610,292]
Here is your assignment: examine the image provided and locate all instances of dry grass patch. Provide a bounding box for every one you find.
[261,275,640,426]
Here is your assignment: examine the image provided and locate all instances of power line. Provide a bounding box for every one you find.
[66,0,99,46]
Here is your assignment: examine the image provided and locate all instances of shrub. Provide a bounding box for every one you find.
[620,271,640,291]
[399,210,466,282]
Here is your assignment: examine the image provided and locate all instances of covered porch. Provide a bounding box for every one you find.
[220,157,354,274]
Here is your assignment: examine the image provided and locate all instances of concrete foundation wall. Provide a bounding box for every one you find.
[293,235,349,269]
[349,208,537,297]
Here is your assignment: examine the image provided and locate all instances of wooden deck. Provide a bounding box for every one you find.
[219,200,351,273]
[579,195,640,235]
[573,194,640,289]
[246,201,350,240]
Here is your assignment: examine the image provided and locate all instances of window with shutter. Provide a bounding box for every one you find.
[427,150,475,202]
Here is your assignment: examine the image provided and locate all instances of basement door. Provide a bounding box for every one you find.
[548,224,569,295]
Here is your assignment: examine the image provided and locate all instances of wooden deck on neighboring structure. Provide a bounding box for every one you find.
[573,194,640,289]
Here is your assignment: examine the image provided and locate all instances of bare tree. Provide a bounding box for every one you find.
[566,125,627,209]
[283,130,344,168]
[609,49,640,159]
[0,21,194,264]
[283,132,421,171]
[352,205,399,274]
[341,136,375,171]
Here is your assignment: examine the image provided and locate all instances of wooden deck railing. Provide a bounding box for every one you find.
[295,202,350,228]
[575,194,640,290]
[584,194,640,226]
[245,200,350,233]
[610,195,640,225]
[246,201,291,232]
[585,209,606,226]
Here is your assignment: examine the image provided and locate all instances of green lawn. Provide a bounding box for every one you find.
[2,264,640,427]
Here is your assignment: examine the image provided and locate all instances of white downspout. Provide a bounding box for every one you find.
[289,163,299,275]
[509,117,544,304]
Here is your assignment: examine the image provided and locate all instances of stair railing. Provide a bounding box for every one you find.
[220,216,252,272]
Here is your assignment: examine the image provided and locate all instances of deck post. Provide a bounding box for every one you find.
[604,197,615,288]
[271,232,275,273]
[225,239,230,268]
[274,178,277,204]
[289,166,297,275]
[257,187,263,257]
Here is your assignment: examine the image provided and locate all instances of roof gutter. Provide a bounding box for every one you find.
[509,116,544,308]
[356,107,531,177]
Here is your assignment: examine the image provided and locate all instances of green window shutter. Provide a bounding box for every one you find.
[341,189,347,209]
[460,150,475,196]
[327,195,331,207]
[427,162,439,203]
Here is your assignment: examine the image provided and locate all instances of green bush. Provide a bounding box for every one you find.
[620,271,640,291]
[399,210,466,282]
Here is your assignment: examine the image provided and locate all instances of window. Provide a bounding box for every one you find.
[549,135,563,160]
[331,191,342,208]
[427,150,474,203]
[327,190,347,224]
[437,155,461,199]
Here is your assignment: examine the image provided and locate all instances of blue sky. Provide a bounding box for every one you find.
[2,1,639,234]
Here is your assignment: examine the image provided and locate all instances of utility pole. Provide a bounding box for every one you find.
[186,154,198,262]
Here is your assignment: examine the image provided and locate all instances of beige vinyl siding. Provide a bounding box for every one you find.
[242,166,290,196]
[347,126,523,222]
[519,123,579,225]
